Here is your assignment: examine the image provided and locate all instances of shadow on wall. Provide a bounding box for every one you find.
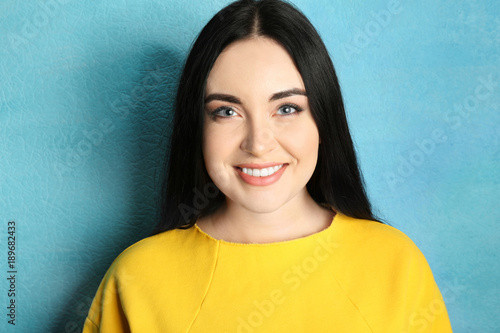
[53,45,183,333]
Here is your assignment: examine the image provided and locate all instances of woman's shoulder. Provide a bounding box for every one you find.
[334,213,424,257]
[116,228,190,258]
[84,226,220,332]
[331,214,451,331]
[332,214,436,279]
[106,226,216,278]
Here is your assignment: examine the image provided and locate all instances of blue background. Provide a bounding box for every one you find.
[1,0,498,332]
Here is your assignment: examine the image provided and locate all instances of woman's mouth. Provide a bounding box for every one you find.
[234,163,288,186]
[238,164,284,177]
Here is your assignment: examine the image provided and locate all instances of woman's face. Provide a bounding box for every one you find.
[203,37,320,214]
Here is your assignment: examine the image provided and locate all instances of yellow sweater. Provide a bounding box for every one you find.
[83,213,452,332]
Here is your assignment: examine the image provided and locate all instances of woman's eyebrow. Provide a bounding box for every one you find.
[204,88,307,104]
[269,88,307,101]
[205,94,242,104]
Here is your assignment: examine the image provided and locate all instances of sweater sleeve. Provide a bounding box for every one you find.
[364,224,453,332]
[82,265,132,333]
[403,247,453,333]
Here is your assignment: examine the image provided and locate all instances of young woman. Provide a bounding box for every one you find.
[83,0,452,332]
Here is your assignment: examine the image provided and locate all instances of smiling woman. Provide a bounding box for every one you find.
[83,0,453,332]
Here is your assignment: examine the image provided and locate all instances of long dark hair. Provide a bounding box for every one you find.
[153,0,378,234]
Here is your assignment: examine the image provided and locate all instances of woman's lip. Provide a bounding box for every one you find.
[235,162,288,169]
[235,164,287,186]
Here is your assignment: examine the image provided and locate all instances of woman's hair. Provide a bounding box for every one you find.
[153,0,377,234]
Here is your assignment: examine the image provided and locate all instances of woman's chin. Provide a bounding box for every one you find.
[225,195,290,215]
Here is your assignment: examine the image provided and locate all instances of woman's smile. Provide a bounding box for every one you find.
[235,163,288,186]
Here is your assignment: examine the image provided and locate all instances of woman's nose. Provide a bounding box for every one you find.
[240,120,278,157]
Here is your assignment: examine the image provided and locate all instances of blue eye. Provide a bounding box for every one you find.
[276,103,303,115]
[211,107,238,118]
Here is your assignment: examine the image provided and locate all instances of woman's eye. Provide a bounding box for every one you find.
[212,107,238,118]
[276,104,302,115]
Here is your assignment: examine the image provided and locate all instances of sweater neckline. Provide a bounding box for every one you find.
[193,212,339,247]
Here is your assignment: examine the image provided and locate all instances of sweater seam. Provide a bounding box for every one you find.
[333,277,375,333]
[85,316,99,329]
[185,241,220,332]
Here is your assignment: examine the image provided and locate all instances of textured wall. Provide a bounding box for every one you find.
[0,0,498,332]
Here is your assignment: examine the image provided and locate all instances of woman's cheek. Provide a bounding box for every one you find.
[203,144,233,192]
[286,118,320,150]
[207,162,226,188]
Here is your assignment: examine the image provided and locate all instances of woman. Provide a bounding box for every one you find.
[83,0,452,331]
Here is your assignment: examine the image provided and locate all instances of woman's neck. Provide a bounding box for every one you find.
[196,191,335,244]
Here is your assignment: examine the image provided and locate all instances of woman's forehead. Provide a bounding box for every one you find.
[205,37,305,97]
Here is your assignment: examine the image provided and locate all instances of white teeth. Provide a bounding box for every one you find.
[240,164,284,177]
